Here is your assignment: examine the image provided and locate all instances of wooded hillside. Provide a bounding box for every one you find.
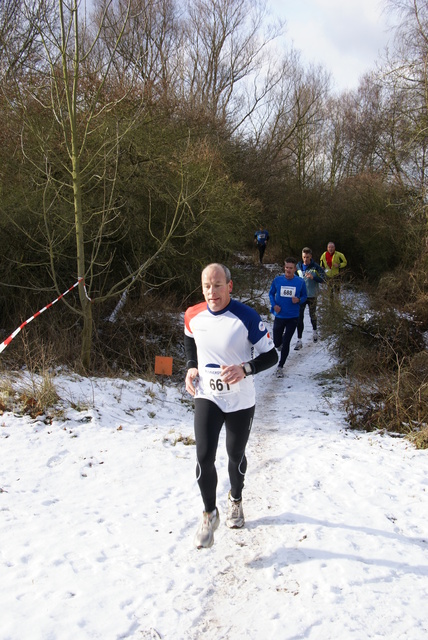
[0,0,427,370]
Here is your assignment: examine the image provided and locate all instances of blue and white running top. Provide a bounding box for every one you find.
[184,299,274,412]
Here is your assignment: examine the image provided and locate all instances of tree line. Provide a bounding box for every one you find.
[0,0,426,368]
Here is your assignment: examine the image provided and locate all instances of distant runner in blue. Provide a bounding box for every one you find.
[254,227,269,264]
[269,257,307,378]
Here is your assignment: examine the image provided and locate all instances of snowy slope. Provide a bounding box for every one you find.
[1,294,427,639]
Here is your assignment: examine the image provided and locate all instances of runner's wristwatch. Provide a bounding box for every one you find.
[241,362,253,377]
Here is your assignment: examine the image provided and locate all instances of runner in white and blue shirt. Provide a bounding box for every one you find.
[184,263,277,548]
[185,298,274,412]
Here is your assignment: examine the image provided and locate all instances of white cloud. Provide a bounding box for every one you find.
[268,0,393,92]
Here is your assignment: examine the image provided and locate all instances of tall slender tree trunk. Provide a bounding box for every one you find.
[72,152,92,368]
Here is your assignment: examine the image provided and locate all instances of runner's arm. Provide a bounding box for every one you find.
[184,334,198,369]
[299,280,308,305]
[243,347,278,376]
[314,265,326,283]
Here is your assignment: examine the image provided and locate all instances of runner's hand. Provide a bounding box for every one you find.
[185,368,199,396]
[220,364,246,385]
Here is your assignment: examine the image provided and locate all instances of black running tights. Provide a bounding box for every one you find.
[194,398,255,513]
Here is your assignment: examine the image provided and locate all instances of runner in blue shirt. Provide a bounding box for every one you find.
[269,257,307,377]
[254,227,269,264]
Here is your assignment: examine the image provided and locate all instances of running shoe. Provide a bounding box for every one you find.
[226,492,245,529]
[294,340,303,350]
[276,367,284,378]
[194,507,220,549]
[313,330,318,342]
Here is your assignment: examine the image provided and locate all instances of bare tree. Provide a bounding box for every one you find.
[178,0,283,131]
[380,0,428,241]
[322,74,388,189]
[0,0,46,80]
[4,0,211,367]
[94,0,181,106]
[253,53,330,188]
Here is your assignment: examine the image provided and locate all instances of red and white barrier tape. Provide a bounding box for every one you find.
[0,278,90,354]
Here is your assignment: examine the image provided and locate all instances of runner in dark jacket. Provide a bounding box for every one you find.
[294,247,325,350]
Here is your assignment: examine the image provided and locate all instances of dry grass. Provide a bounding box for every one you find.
[409,426,428,449]
[0,370,60,420]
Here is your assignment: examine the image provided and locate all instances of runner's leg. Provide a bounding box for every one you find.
[308,297,317,330]
[224,406,255,500]
[194,398,224,512]
[297,300,306,339]
[273,317,286,351]
[279,317,298,366]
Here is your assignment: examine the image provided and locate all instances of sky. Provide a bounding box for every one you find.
[269,0,394,93]
[1,265,427,639]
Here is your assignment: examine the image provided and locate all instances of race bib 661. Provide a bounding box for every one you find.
[202,366,239,396]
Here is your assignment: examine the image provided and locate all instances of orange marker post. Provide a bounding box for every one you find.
[155,356,173,376]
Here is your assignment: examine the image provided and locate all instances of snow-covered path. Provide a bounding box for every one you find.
[1,311,427,639]
[184,338,428,639]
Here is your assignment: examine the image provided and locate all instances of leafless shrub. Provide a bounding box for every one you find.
[321,286,428,447]
[344,351,428,443]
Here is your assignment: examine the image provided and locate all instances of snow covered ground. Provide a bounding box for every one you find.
[1,286,427,639]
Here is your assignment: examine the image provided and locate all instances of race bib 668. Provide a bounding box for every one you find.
[280,285,296,298]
